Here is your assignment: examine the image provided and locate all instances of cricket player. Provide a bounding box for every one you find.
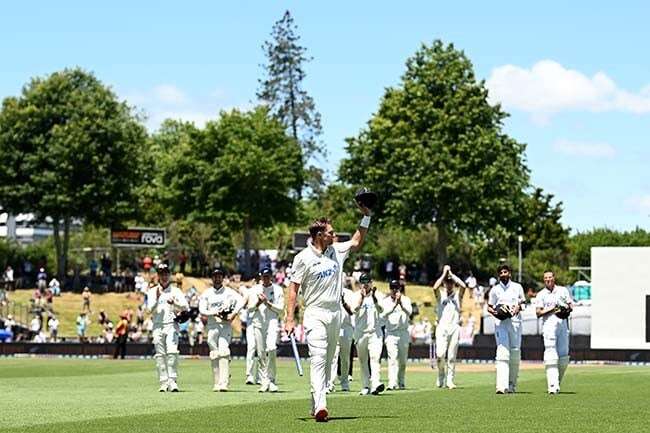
[285,206,371,422]
[145,263,189,392]
[199,268,245,392]
[535,270,573,394]
[352,273,386,395]
[239,281,259,385]
[487,264,526,394]
[380,279,412,390]
[328,276,355,393]
[432,265,467,389]
[247,268,284,392]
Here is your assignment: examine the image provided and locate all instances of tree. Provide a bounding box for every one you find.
[150,107,304,277]
[0,68,147,278]
[340,41,530,269]
[258,10,323,195]
[520,188,569,253]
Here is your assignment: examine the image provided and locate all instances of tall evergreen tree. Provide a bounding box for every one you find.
[258,10,324,194]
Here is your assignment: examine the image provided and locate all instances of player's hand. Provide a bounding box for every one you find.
[395,291,402,301]
[443,265,451,274]
[166,298,175,305]
[284,317,295,335]
[355,200,372,216]
[511,304,521,315]
[258,293,268,304]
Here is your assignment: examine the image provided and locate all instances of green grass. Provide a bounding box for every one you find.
[1,358,649,433]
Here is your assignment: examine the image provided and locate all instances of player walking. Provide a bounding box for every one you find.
[199,268,245,392]
[247,268,285,392]
[284,205,371,422]
[535,270,573,394]
[352,273,386,396]
[146,263,189,392]
[432,265,467,389]
[380,279,412,390]
[487,264,526,394]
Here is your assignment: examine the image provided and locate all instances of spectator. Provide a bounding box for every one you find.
[30,315,41,340]
[82,286,92,313]
[3,265,14,291]
[0,284,6,306]
[76,312,89,342]
[134,274,146,293]
[48,277,61,296]
[104,322,114,343]
[37,268,47,293]
[48,315,59,342]
[179,250,187,274]
[113,314,129,359]
[44,287,54,312]
[143,255,153,273]
[98,309,109,326]
[89,258,98,279]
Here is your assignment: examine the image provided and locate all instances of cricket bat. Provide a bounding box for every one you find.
[290,334,304,376]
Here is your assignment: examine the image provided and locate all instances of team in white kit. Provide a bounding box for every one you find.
[147,222,574,416]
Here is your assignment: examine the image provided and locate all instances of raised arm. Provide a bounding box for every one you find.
[266,286,285,316]
[349,203,372,253]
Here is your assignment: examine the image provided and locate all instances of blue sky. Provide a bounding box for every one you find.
[2,1,649,232]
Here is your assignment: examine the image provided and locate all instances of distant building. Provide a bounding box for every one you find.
[0,208,54,244]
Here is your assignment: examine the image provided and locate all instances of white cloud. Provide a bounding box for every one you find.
[486,60,650,118]
[152,84,189,105]
[552,139,616,158]
[119,85,252,131]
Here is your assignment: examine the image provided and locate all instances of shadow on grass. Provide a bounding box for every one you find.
[297,415,399,422]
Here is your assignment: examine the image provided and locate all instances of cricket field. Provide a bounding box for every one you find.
[1,357,648,433]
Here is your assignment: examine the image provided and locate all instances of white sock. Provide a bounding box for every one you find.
[496,360,509,392]
[545,363,559,392]
[218,357,230,388]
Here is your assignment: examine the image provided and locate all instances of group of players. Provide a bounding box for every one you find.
[145,202,574,422]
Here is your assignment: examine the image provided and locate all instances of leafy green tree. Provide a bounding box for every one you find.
[0,68,147,278]
[569,228,650,267]
[340,41,529,269]
[258,10,323,195]
[150,107,304,277]
[520,188,569,252]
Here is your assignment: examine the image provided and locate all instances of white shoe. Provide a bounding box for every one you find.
[212,384,220,392]
[359,388,370,396]
[245,376,255,385]
[268,382,279,393]
[386,385,397,391]
[258,383,270,393]
[447,382,457,389]
[371,383,385,395]
[326,383,335,394]
[496,389,506,394]
[167,380,179,392]
[159,382,168,392]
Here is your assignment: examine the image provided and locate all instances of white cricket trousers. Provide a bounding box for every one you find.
[207,323,232,389]
[543,320,570,393]
[245,324,258,380]
[435,323,459,386]
[152,323,180,384]
[356,330,383,391]
[494,319,522,392]
[330,324,353,389]
[385,329,409,388]
[304,307,341,413]
[253,320,279,386]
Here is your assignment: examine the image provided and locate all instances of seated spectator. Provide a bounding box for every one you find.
[48,277,61,296]
[98,309,109,326]
[3,265,15,291]
[48,315,59,342]
[30,315,41,340]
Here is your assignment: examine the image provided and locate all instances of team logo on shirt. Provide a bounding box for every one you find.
[314,264,338,279]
